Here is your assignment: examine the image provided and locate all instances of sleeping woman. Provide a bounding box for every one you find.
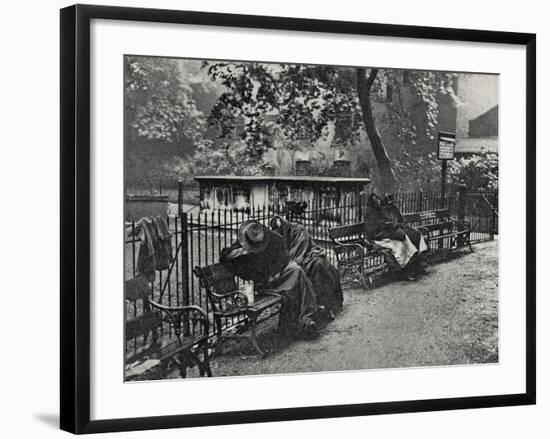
[270,215,344,317]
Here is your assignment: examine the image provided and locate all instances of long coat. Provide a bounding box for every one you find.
[271,216,344,313]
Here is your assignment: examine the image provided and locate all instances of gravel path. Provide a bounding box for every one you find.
[176,240,498,378]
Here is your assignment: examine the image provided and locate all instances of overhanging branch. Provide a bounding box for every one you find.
[365,68,378,91]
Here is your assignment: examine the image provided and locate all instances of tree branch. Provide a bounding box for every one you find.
[356,67,397,192]
[365,68,378,91]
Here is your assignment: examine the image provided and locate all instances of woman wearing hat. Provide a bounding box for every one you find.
[364,193,428,280]
[220,220,320,339]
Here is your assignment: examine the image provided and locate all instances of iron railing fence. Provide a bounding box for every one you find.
[125,190,498,359]
[462,191,499,243]
[393,190,459,215]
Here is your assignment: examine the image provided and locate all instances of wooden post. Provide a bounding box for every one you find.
[456,185,467,248]
[440,160,447,209]
[177,179,183,217]
[437,131,456,209]
[180,212,190,335]
[457,184,466,221]
[180,212,189,307]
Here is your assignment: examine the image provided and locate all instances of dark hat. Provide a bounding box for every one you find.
[238,220,270,253]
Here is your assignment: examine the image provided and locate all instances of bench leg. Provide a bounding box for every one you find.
[345,263,365,286]
[214,315,223,351]
[344,266,355,286]
[193,342,213,377]
[361,265,372,289]
[337,264,347,285]
[160,360,169,379]
[437,228,444,250]
[202,343,213,377]
[459,231,474,252]
[193,350,210,378]
[249,315,265,358]
[359,261,370,288]
[178,351,189,379]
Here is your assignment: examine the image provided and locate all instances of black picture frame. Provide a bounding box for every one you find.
[60,4,536,434]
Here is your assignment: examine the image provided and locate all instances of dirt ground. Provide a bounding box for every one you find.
[173,240,498,378]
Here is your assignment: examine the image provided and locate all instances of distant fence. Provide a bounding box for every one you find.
[461,192,498,242]
[125,189,498,358]
[393,190,498,243]
[127,185,198,204]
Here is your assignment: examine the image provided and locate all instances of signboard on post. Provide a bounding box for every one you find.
[437,131,456,160]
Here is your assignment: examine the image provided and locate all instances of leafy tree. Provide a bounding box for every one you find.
[170,139,279,178]
[125,57,211,191]
[125,56,205,144]
[448,152,498,192]
[205,62,457,192]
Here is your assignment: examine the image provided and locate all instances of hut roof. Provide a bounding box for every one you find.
[195,175,371,185]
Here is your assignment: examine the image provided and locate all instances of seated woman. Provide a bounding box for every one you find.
[270,215,343,317]
[220,220,320,339]
[364,194,428,280]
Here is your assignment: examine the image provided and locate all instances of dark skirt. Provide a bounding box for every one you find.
[270,260,318,331]
[302,253,344,313]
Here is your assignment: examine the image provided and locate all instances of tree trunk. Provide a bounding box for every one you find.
[356,68,397,193]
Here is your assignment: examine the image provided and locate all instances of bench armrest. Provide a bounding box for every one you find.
[148,301,210,340]
[334,241,365,253]
[148,301,208,319]
[448,217,471,231]
[416,226,430,237]
[258,289,284,300]
[204,288,242,300]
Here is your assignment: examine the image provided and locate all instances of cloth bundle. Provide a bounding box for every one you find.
[129,216,173,283]
[364,194,428,269]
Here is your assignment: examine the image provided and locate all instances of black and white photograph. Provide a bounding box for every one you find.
[0,0,543,436]
[124,55,500,381]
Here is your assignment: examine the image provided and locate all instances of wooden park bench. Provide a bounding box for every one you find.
[328,223,388,288]
[402,208,473,254]
[125,280,212,380]
[193,263,282,357]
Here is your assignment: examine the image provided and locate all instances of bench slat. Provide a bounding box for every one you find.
[328,223,364,241]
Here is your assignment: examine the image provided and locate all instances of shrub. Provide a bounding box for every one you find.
[448,152,498,192]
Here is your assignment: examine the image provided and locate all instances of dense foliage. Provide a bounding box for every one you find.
[168,139,279,178]
[125,56,205,144]
[449,152,499,192]
[205,62,458,191]
[124,57,493,195]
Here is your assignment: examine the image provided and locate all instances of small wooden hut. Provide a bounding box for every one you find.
[195,175,371,213]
